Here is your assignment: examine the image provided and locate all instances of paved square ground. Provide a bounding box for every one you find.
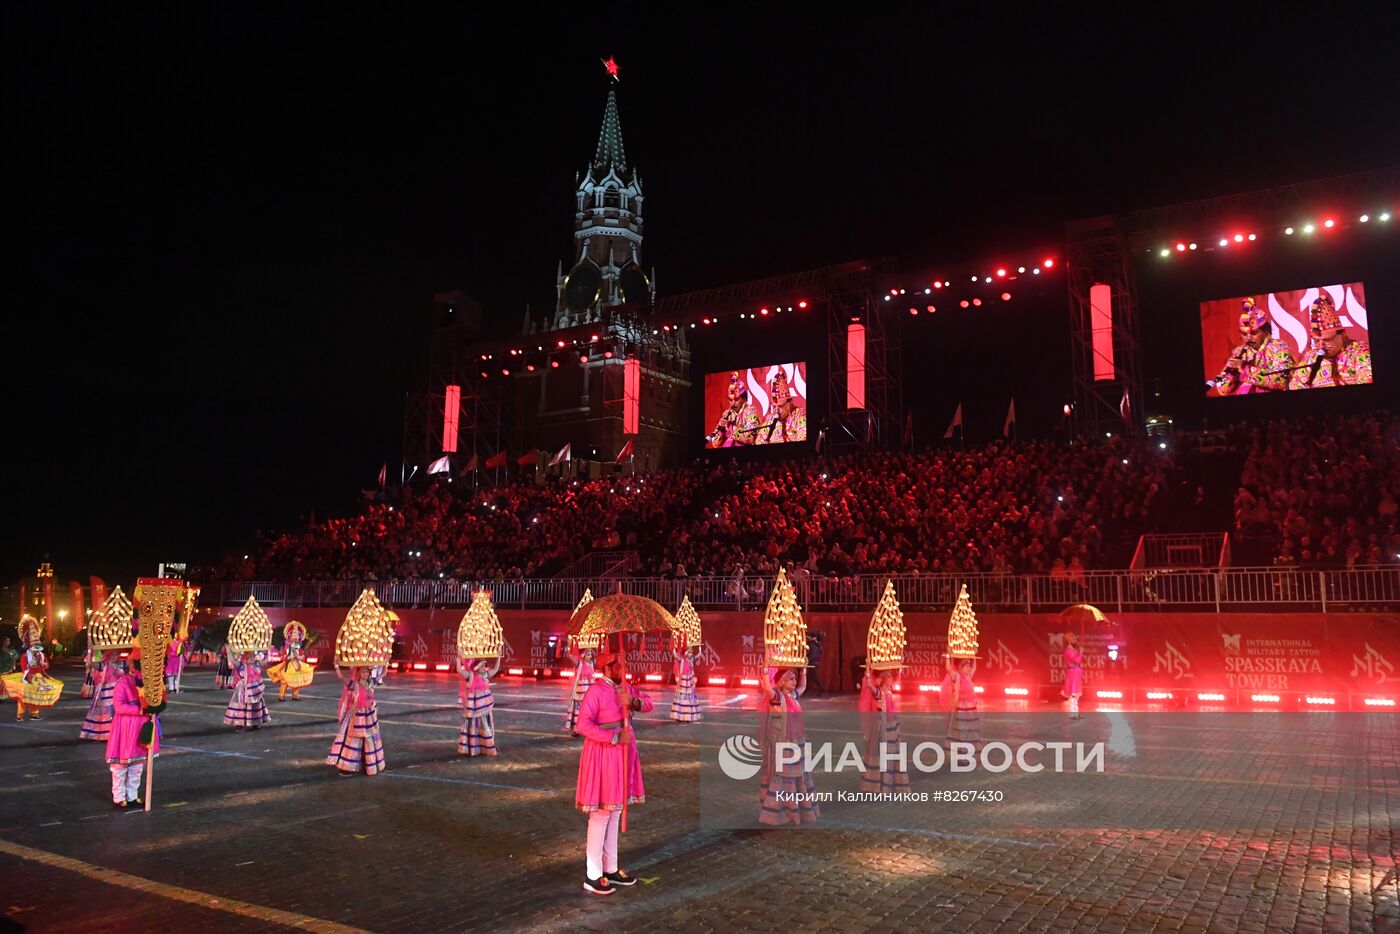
[1,665,1396,933]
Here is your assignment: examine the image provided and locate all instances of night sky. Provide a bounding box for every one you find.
[7,6,1399,587]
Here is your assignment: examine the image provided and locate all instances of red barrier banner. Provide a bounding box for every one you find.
[201,605,1399,700]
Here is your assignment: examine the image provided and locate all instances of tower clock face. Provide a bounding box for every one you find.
[563,261,602,312]
[619,264,650,305]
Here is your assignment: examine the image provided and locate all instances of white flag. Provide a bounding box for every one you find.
[427,455,452,475]
[1002,398,1016,438]
[550,442,571,466]
[943,403,963,439]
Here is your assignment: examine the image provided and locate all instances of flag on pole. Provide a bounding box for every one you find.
[517,450,538,467]
[550,442,571,466]
[1119,387,1131,426]
[1002,398,1016,438]
[377,463,387,488]
[427,455,452,475]
[943,403,963,439]
[484,450,507,469]
[462,452,480,474]
[615,438,634,463]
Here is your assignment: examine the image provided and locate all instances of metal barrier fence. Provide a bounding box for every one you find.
[198,566,1400,613]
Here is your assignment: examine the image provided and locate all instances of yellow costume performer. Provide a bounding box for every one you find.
[267,620,316,701]
[8,619,64,720]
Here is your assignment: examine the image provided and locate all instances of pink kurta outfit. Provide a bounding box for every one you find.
[165,639,183,677]
[80,660,120,741]
[1062,645,1084,697]
[105,675,157,764]
[458,671,497,756]
[575,679,652,812]
[758,683,820,825]
[327,679,385,774]
[859,675,910,793]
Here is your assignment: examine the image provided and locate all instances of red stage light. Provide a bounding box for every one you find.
[1096,690,1123,699]
[996,268,1007,277]
[972,298,982,307]
[760,308,770,316]
[508,668,525,676]
[1145,691,1173,700]
[413,663,428,671]
[798,300,808,309]
[1001,292,1011,301]
[1043,258,1055,268]
[909,307,919,316]
[1233,233,1244,243]
[603,351,613,359]
[702,317,711,325]
[550,360,559,368]
[501,368,509,376]
[1250,694,1280,703]
[435,663,450,671]
[480,371,488,379]
[1323,218,1335,228]
[1004,687,1029,696]
[926,305,936,314]
[644,674,664,682]
[579,355,588,363]
[557,340,566,348]
[1063,404,1072,416]
[1364,698,1396,707]
[1219,238,1229,247]
[590,334,599,341]
[1175,243,1186,252]
[739,678,760,687]
[1196,692,1226,701]
[933,282,942,289]
[959,300,969,309]
[1304,695,1336,705]
[707,676,728,686]
[526,364,535,372]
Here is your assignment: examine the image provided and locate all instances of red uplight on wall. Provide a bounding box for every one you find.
[443,384,461,454]
[623,357,640,435]
[797,300,808,309]
[1043,258,1055,268]
[995,268,1007,277]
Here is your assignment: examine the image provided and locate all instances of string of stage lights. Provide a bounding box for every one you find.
[1154,207,1392,257]
[469,253,1063,379]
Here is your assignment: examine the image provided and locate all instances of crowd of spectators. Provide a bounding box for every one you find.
[206,415,1397,586]
[207,433,1194,583]
[1233,413,1399,568]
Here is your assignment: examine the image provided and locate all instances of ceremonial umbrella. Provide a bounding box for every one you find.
[1058,603,1117,639]
[565,593,683,831]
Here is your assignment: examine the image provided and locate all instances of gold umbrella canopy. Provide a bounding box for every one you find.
[1058,604,1116,636]
[567,593,683,638]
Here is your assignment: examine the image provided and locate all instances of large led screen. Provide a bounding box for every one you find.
[704,363,808,447]
[1202,283,1372,395]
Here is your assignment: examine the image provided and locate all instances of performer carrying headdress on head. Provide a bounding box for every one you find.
[164,634,186,695]
[705,371,760,448]
[942,657,982,748]
[223,651,271,731]
[15,638,63,722]
[669,644,702,722]
[575,651,652,896]
[1289,291,1373,389]
[458,657,500,757]
[758,667,820,825]
[105,656,157,809]
[327,665,385,775]
[80,650,121,741]
[859,666,911,793]
[1212,297,1296,394]
[565,646,596,736]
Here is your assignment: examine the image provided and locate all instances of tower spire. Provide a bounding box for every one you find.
[593,86,628,176]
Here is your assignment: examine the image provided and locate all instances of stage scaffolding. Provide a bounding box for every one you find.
[1066,166,1400,435]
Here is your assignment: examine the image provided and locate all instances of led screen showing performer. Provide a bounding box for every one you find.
[1201,283,1372,396]
[704,363,808,447]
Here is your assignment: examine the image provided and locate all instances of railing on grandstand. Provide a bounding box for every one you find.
[198,565,1400,613]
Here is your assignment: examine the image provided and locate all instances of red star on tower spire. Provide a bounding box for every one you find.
[601,55,620,81]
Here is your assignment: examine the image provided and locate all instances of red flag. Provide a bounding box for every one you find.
[70,581,86,632]
[462,452,480,473]
[517,450,538,467]
[484,450,508,469]
[615,438,634,463]
[43,576,55,641]
[90,577,108,616]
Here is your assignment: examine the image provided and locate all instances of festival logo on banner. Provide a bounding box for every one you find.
[1151,640,1193,681]
[1351,643,1395,685]
[902,633,949,682]
[697,641,721,669]
[622,632,676,675]
[739,631,765,680]
[1221,632,1325,690]
[984,638,1022,675]
[499,637,515,666]
[411,632,429,659]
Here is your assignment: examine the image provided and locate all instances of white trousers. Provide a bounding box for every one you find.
[1069,695,1080,716]
[585,809,622,879]
[109,762,144,804]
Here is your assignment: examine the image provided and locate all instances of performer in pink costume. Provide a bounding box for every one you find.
[105,659,157,809]
[164,635,185,695]
[669,645,702,722]
[80,647,96,699]
[458,657,500,756]
[80,650,120,741]
[223,652,271,731]
[758,667,820,825]
[1062,633,1085,721]
[564,647,595,736]
[942,657,982,747]
[575,652,652,896]
[859,666,910,793]
[327,666,385,775]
